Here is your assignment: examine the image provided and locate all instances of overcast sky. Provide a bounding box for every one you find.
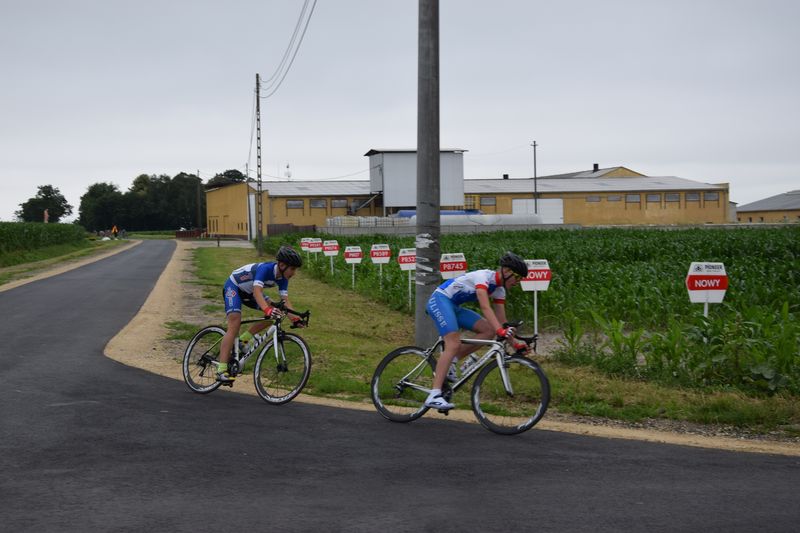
[1,0,798,222]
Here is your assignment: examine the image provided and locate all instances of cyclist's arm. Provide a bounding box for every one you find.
[476,288,503,331]
[252,285,273,313]
[493,301,508,326]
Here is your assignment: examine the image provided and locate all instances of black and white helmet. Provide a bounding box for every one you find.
[276,246,303,267]
[499,251,527,278]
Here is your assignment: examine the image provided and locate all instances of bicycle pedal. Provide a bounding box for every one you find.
[221,381,234,387]
[437,409,450,416]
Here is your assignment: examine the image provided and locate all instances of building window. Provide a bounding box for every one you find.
[586,195,601,203]
[332,199,348,208]
[607,195,621,202]
[705,192,719,201]
[686,192,700,202]
[626,194,640,203]
[646,193,661,203]
[286,200,304,209]
[480,196,496,206]
[665,193,680,202]
[310,199,327,209]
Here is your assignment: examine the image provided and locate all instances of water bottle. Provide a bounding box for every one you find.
[460,354,478,373]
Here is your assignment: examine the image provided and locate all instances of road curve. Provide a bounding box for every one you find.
[1,240,798,532]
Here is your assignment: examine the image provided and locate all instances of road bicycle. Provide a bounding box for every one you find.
[370,322,549,435]
[182,301,312,405]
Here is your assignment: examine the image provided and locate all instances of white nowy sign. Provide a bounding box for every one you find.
[520,259,551,292]
[686,262,728,303]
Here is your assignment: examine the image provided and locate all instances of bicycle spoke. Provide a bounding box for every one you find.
[472,357,550,435]
[182,327,225,394]
[254,334,311,405]
[371,348,434,422]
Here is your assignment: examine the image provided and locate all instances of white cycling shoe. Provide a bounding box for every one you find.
[425,394,454,410]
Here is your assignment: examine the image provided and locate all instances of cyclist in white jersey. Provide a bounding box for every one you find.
[216,246,304,383]
[424,252,529,410]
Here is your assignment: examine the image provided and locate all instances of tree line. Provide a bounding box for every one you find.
[16,170,247,232]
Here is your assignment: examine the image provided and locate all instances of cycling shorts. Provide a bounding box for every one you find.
[223,279,260,315]
[426,291,481,336]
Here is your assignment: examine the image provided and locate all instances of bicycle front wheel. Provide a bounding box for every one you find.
[471,356,550,435]
[253,333,312,405]
[182,326,225,394]
[371,346,435,423]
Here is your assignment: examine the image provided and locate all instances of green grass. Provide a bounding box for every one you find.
[165,320,203,341]
[186,247,800,434]
[0,239,127,285]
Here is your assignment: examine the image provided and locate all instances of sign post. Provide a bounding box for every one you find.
[300,237,313,261]
[439,253,468,280]
[344,246,363,290]
[307,238,322,262]
[520,259,552,335]
[398,248,417,309]
[686,262,728,317]
[370,244,392,291]
[323,240,340,274]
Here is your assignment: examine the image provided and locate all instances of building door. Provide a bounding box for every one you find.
[512,198,563,223]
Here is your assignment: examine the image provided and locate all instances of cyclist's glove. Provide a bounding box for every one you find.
[512,341,528,353]
[264,306,282,319]
[290,315,303,325]
[496,327,515,339]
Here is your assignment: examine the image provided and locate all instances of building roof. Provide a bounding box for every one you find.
[463,176,725,194]
[737,190,800,212]
[240,175,725,197]
[364,148,467,156]
[539,166,644,179]
[247,180,370,197]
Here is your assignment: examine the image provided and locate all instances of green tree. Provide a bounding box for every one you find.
[204,169,246,189]
[78,182,123,232]
[16,185,73,223]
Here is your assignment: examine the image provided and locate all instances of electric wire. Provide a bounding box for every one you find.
[261,0,317,99]
[261,0,310,88]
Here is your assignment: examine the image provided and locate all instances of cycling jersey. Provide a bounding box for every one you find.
[223,262,289,315]
[434,270,506,305]
[427,270,506,336]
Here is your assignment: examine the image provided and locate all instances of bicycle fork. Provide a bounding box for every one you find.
[496,352,514,396]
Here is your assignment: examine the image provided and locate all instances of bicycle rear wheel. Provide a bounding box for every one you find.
[182,326,225,394]
[471,356,550,435]
[253,333,312,405]
[371,346,435,422]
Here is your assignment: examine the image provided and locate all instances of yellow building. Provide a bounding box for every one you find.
[736,190,800,223]
[206,180,383,238]
[205,165,732,237]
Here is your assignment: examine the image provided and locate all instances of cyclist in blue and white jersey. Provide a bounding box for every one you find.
[424,252,529,410]
[217,246,304,383]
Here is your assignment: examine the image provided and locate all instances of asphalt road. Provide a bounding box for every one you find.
[1,240,798,532]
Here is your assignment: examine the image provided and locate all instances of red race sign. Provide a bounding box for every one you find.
[440,253,467,279]
[686,262,728,304]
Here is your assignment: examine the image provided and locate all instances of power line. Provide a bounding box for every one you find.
[262,0,310,88]
[261,0,317,99]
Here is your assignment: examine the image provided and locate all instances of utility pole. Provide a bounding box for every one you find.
[415,0,440,346]
[531,140,538,214]
[256,74,264,256]
[196,169,202,230]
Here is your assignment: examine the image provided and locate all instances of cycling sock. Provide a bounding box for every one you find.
[218,363,228,373]
[240,331,254,343]
[428,388,441,398]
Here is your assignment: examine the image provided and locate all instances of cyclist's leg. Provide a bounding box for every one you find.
[452,312,494,360]
[426,292,462,393]
[220,282,243,365]
[239,294,271,337]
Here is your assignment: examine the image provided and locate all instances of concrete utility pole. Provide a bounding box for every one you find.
[256,74,264,256]
[196,169,202,230]
[531,140,538,214]
[415,0,440,346]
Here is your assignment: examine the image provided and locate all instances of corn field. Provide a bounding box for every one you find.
[264,226,800,395]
